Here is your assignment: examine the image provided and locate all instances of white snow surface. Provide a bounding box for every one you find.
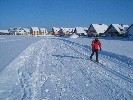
[0,36,133,100]
[70,33,79,38]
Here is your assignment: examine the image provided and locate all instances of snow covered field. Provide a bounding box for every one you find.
[0,35,133,100]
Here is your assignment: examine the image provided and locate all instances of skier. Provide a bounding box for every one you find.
[90,35,102,62]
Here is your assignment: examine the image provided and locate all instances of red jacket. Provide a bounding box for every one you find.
[91,39,101,50]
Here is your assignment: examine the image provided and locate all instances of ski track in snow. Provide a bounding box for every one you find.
[0,37,133,100]
[56,38,133,99]
[58,38,133,82]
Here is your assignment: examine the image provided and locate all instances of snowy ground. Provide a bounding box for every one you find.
[0,36,133,100]
[0,35,45,72]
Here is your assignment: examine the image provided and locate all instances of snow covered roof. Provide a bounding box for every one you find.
[8,28,13,31]
[39,28,48,33]
[126,24,133,31]
[31,27,39,31]
[0,30,9,33]
[8,27,21,31]
[40,28,47,31]
[84,27,88,30]
[52,27,60,31]
[23,28,30,32]
[92,24,108,33]
[40,28,46,30]
[60,27,74,32]
[14,27,22,30]
[111,24,129,34]
[75,27,87,33]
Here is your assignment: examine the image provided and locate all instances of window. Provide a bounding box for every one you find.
[119,28,123,31]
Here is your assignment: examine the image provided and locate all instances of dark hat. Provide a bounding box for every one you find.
[95,34,99,37]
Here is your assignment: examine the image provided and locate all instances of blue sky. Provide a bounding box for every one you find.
[0,0,133,30]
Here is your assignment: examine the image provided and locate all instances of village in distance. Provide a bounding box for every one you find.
[0,24,133,38]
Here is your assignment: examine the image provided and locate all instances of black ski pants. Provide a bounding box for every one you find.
[90,49,98,61]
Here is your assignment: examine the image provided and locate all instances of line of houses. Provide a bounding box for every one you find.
[51,24,133,37]
[0,24,133,37]
[0,27,48,35]
[51,27,88,36]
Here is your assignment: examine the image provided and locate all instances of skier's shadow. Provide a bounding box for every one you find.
[57,38,133,67]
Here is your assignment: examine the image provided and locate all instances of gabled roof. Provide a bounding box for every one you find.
[75,27,87,33]
[127,24,133,31]
[39,28,48,33]
[113,24,129,33]
[52,27,60,31]
[23,28,30,32]
[91,24,108,33]
[31,27,39,31]
[60,27,74,32]
[8,28,14,31]
[107,24,129,34]
[8,27,21,31]
[84,27,88,30]
[40,28,47,31]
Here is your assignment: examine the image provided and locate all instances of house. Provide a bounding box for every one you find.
[8,28,15,35]
[8,27,26,35]
[105,24,129,37]
[0,30,9,35]
[30,27,39,35]
[74,27,88,36]
[23,28,30,35]
[59,27,75,36]
[39,28,48,35]
[52,27,60,35]
[87,24,108,36]
[126,24,133,37]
